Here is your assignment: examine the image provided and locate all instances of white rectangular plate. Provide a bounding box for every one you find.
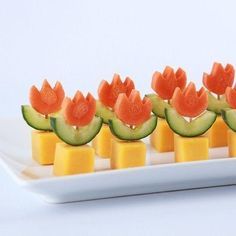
[1,118,236,203]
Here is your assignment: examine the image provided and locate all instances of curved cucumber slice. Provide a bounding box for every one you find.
[207,92,229,114]
[145,94,170,118]
[221,108,236,132]
[50,116,103,146]
[95,100,116,124]
[165,108,217,137]
[21,105,52,131]
[108,115,157,140]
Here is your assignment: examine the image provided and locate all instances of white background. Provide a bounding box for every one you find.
[1,0,236,235]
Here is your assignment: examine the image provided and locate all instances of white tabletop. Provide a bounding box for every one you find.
[1,168,236,236]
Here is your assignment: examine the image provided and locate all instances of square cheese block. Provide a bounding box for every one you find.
[53,143,95,176]
[207,116,228,147]
[111,139,146,169]
[150,118,174,152]
[174,134,209,162]
[227,129,236,157]
[32,130,61,165]
[92,124,113,158]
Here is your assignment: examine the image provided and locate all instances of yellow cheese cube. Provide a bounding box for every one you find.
[174,135,209,162]
[53,143,95,176]
[227,129,236,157]
[92,124,113,158]
[32,130,61,165]
[150,118,174,152]
[111,139,146,169]
[207,116,228,147]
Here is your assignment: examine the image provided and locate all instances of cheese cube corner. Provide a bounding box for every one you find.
[228,129,236,157]
[111,139,146,169]
[53,143,95,176]
[32,130,61,165]
[150,118,174,152]
[207,116,228,147]
[174,135,209,162]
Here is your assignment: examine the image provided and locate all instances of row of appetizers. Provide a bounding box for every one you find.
[21,62,236,176]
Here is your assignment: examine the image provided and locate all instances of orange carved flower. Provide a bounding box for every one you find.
[30,80,65,115]
[226,86,236,109]
[64,91,96,127]
[172,82,208,118]
[203,62,235,95]
[114,90,152,126]
[151,66,187,100]
[98,74,135,109]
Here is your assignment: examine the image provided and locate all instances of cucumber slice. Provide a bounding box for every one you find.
[165,108,217,137]
[108,115,157,140]
[145,94,170,118]
[207,92,230,114]
[50,116,103,146]
[21,105,52,131]
[95,100,116,124]
[221,108,236,132]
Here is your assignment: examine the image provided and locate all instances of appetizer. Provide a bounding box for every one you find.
[50,91,103,176]
[109,90,157,169]
[222,86,236,157]
[203,62,235,147]
[92,74,135,158]
[146,66,187,152]
[165,82,216,162]
[21,80,65,165]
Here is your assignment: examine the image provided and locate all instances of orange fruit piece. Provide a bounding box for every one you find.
[64,91,96,127]
[98,74,135,109]
[203,62,234,95]
[152,66,187,100]
[172,82,208,118]
[30,80,65,115]
[226,86,236,109]
[114,90,152,126]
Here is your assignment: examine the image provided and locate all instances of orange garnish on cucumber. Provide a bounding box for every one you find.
[30,79,65,115]
[98,74,135,109]
[22,80,65,131]
[203,62,234,95]
[64,91,96,127]
[50,90,102,146]
[152,66,187,100]
[172,82,208,118]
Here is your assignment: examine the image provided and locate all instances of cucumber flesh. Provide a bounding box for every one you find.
[21,105,52,131]
[145,94,170,118]
[207,92,229,114]
[50,116,103,146]
[108,115,157,140]
[95,100,116,124]
[165,108,217,137]
[221,108,236,132]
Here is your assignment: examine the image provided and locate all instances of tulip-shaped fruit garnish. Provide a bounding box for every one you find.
[21,80,65,131]
[96,74,135,123]
[108,90,157,140]
[165,82,216,137]
[50,91,103,146]
[203,62,235,114]
[221,86,236,132]
[146,66,187,118]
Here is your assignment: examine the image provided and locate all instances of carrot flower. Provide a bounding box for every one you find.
[98,74,135,109]
[114,90,152,126]
[172,82,208,118]
[64,91,96,127]
[203,62,234,95]
[152,66,187,100]
[225,86,236,109]
[30,79,65,115]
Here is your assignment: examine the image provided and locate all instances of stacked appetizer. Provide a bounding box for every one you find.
[21,62,236,177]
[147,66,186,152]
